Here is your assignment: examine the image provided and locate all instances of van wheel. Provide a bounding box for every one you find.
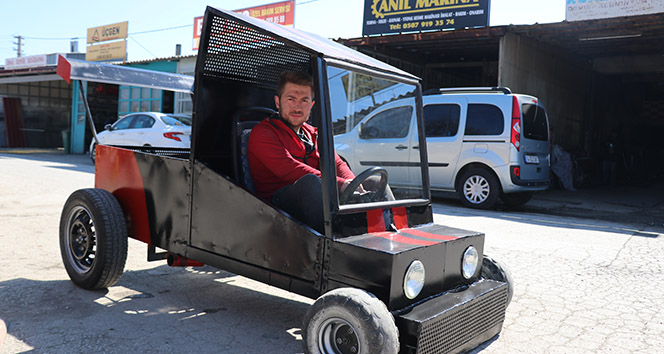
[457,168,499,209]
[60,189,128,290]
[303,288,399,354]
[501,192,533,207]
[480,255,514,308]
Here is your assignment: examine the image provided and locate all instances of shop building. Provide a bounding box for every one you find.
[340,13,664,186]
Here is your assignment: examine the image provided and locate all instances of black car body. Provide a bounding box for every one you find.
[59,7,511,354]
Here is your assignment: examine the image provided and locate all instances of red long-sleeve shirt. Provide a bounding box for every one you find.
[248,117,355,200]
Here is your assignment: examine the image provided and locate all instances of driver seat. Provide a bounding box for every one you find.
[232,107,276,193]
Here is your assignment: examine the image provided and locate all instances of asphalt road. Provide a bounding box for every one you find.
[1,152,663,353]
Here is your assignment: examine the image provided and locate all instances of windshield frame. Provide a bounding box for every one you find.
[320,58,431,216]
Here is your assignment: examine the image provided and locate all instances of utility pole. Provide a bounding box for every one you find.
[13,35,24,57]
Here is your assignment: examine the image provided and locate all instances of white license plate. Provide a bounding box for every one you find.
[524,154,539,164]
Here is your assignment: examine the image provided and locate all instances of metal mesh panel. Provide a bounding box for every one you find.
[202,15,311,84]
[116,146,190,160]
[416,284,508,354]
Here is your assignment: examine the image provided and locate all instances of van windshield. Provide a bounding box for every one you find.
[328,66,424,206]
[521,104,548,141]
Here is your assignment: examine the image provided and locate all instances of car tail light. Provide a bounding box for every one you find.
[164,132,184,141]
[511,96,521,151]
[512,166,520,177]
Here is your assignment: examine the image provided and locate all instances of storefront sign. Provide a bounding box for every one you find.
[87,21,129,44]
[363,0,490,36]
[566,0,664,21]
[193,16,204,50]
[235,0,295,26]
[86,41,126,62]
[193,1,295,50]
[4,54,47,69]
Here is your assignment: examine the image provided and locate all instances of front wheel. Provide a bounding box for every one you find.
[303,288,399,354]
[457,168,500,209]
[480,255,514,308]
[59,188,128,290]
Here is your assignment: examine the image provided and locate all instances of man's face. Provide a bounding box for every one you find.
[275,82,314,130]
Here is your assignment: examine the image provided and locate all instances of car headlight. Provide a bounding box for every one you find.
[404,260,425,299]
[461,246,479,279]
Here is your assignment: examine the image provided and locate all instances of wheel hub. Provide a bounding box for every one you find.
[319,318,360,354]
[464,175,489,203]
[70,220,93,261]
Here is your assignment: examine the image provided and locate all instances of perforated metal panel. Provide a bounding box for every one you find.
[202,14,311,85]
[416,284,508,354]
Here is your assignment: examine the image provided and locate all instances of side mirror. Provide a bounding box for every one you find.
[104,124,113,131]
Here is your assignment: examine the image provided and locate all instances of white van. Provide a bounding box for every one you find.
[334,87,550,209]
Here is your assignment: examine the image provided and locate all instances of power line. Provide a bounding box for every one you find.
[21,23,193,41]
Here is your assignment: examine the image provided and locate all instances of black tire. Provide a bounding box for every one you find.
[457,168,500,209]
[501,192,533,208]
[303,288,399,354]
[90,143,96,164]
[480,255,514,308]
[59,189,128,290]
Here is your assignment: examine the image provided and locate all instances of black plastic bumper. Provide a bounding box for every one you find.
[395,280,508,354]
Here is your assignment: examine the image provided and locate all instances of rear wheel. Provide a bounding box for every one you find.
[457,168,500,209]
[480,255,514,307]
[303,288,399,354]
[59,189,128,290]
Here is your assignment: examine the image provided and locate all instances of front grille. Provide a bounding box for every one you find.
[416,284,508,354]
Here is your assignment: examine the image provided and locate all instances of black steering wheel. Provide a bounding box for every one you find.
[339,167,389,204]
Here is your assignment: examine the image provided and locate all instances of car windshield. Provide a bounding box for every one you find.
[329,65,425,206]
[161,114,192,126]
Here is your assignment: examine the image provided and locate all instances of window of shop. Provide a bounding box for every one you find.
[118,86,163,116]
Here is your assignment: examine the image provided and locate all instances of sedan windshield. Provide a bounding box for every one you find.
[329,66,425,206]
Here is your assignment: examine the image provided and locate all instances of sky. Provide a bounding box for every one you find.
[0,0,566,63]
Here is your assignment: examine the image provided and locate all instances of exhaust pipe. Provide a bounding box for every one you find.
[167,254,204,267]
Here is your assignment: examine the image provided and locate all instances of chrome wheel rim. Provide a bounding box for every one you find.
[318,317,360,354]
[65,206,97,273]
[463,175,490,204]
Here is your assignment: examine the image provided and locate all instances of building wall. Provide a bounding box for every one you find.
[499,32,592,153]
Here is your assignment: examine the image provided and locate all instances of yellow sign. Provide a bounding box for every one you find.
[86,41,127,62]
[87,21,128,44]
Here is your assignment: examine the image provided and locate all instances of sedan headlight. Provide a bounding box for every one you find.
[404,260,425,299]
[461,246,479,279]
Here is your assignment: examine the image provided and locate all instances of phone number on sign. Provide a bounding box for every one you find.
[389,19,455,30]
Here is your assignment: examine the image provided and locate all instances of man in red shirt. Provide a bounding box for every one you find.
[248,71,356,233]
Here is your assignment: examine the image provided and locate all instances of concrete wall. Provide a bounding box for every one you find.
[499,32,592,153]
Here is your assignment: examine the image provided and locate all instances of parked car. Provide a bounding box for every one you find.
[89,112,191,162]
[335,87,551,209]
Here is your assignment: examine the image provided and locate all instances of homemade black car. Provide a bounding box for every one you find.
[59,7,513,354]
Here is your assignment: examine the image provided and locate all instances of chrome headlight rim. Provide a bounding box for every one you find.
[461,246,479,279]
[404,260,425,300]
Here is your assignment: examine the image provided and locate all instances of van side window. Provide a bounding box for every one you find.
[465,104,504,135]
[423,104,460,137]
[359,106,412,139]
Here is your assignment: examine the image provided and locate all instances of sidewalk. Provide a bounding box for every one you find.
[525,183,664,228]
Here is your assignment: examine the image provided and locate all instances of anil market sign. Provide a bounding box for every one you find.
[193,0,294,50]
[363,0,490,36]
